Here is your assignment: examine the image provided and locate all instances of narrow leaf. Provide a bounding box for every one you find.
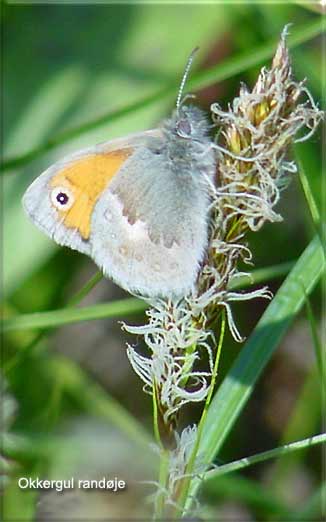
[3,298,147,332]
[305,296,326,389]
[204,433,326,480]
[67,272,103,306]
[186,235,325,508]
[3,262,294,333]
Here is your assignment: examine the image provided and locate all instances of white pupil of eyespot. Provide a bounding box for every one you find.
[57,192,68,204]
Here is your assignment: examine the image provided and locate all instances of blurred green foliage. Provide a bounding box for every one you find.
[2,2,324,520]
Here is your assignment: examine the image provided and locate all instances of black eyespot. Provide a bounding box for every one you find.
[56,192,69,205]
[51,186,74,210]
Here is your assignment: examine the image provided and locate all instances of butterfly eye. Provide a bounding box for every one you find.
[176,118,192,138]
[50,186,74,210]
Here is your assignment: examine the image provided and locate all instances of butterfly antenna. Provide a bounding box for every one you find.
[176,47,199,110]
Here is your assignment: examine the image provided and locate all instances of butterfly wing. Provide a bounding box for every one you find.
[22,131,161,256]
[90,141,212,298]
[23,129,213,298]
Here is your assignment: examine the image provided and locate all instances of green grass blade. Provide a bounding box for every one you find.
[297,156,321,226]
[296,152,325,388]
[204,433,326,481]
[186,235,325,508]
[305,296,326,389]
[190,17,323,92]
[2,18,322,173]
[67,271,103,306]
[2,261,294,333]
[3,272,103,374]
[3,297,147,333]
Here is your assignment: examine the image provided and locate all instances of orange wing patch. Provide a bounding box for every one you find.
[50,149,132,239]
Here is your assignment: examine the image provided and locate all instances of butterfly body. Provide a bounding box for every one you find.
[23,103,216,298]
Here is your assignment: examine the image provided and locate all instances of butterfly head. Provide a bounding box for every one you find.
[174,104,210,141]
[167,47,210,142]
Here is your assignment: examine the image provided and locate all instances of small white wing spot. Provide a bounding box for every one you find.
[105,209,113,221]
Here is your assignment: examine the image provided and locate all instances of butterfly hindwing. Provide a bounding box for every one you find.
[90,136,212,297]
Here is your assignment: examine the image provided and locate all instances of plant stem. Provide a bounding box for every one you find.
[152,385,163,449]
[67,271,103,306]
[203,433,326,481]
[154,448,170,520]
[173,310,226,517]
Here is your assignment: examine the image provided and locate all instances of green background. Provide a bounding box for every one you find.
[2,2,324,520]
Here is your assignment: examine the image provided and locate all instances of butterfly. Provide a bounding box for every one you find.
[23,49,217,298]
